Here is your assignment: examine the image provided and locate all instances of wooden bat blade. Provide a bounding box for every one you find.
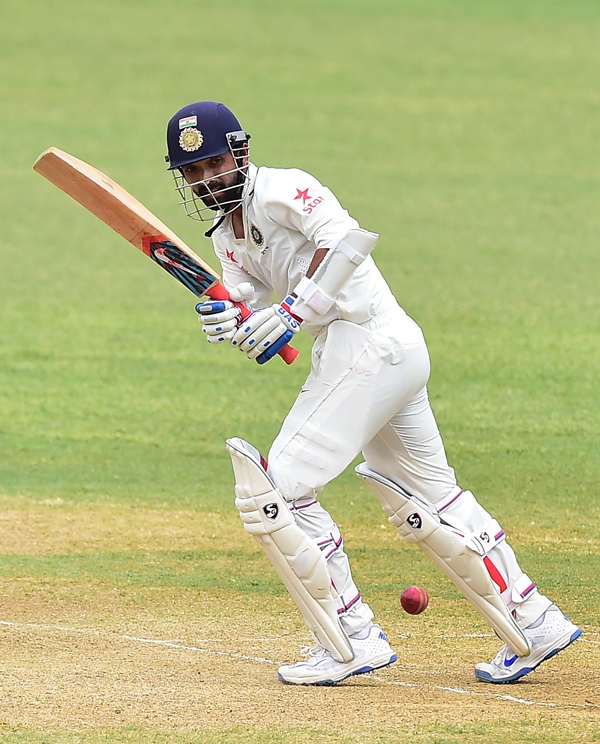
[33,147,220,295]
[33,147,299,364]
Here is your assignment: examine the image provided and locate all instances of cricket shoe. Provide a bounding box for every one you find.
[278,624,397,686]
[475,605,581,684]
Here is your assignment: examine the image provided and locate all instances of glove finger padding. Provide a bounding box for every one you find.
[256,329,296,364]
[246,325,293,359]
[204,318,240,342]
[195,300,236,319]
[232,308,287,355]
[196,300,241,343]
[200,306,241,327]
[231,302,301,363]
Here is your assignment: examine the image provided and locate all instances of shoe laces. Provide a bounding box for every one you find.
[299,644,330,660]
[489,644,512,666]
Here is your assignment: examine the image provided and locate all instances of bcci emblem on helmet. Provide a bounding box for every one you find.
[165,101,250,171]
[179,127,204,153]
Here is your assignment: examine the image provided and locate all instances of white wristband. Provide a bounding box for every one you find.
[294,275,335,315]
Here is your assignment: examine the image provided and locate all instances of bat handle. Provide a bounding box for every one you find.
[207,283,300,365]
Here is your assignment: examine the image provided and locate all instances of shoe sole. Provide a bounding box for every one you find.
[278,653,398,686]
[474,627,581,684]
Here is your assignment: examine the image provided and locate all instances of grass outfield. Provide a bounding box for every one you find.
[1,0,599,741]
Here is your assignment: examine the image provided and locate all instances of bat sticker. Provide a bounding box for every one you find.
[142,236,217,297]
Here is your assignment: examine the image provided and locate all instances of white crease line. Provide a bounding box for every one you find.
[1,619,593,708]
[434,633,494,639]
[122,635,277,665]
[0,621,277,665]
[438,686,554,707]
[370,677,556,707]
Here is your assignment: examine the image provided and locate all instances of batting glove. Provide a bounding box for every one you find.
[195,282,254,343]
[231,295,301,364]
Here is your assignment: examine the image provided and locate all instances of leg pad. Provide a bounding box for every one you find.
[227,437,354,662]
[356,463,531,656]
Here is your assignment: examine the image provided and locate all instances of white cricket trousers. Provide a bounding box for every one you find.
[268,313,550,636]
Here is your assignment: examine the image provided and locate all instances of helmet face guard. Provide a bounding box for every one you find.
[165,102,251,221]
[174,131,250,222]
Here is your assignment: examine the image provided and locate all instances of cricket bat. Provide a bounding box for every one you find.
[32,147,299,365]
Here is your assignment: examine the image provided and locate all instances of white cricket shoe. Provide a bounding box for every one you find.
[278,624,397,686]
[475,605,581,684]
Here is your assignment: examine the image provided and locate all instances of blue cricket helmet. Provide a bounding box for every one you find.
[165,101,250,170]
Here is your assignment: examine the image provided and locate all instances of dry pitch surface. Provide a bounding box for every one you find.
[1,504,598,740]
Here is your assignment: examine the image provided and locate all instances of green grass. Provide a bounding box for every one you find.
[2,720,600,744]
[1,0,599,741]
[1,722,600,744]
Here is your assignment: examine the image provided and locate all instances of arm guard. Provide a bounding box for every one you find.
[291,228,378,322]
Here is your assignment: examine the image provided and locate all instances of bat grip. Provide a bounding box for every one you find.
[207,283,299,365]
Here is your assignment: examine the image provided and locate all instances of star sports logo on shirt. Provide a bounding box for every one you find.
[294,188,311,204]
[294,187,324,215]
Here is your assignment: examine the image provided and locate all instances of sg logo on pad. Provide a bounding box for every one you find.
[407,512,423,530]
[263,503,279,521]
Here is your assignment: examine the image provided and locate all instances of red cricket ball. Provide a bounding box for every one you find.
[400,585,429,615]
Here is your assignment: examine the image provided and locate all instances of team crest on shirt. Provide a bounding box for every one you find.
[249,223,264,247]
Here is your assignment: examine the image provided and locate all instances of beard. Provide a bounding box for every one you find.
[195,171,245,212]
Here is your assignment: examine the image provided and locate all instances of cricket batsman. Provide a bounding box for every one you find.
[164,101,581,685]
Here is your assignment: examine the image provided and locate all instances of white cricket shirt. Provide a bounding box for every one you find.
[211,162,409,338]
